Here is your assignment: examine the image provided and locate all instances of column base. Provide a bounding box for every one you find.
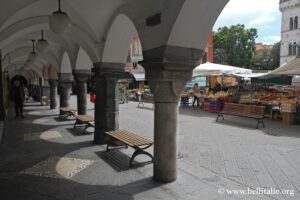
[93,139,107,145]
[153,173,177,183]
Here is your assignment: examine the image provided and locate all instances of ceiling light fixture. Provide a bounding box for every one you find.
[36,30,50,53]
[49,0,72,34]
[28,40,38,62]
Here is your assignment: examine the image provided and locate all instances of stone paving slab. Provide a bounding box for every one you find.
[0,97,299,199]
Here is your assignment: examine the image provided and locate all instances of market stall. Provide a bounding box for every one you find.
[183,61,300,126]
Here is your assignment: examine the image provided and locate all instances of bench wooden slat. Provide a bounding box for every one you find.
[118,130,151,144]
[75,114,94,122]
[106,130,153,147]
[60,107,76,112]
[216,102,266,128]
[220,103,265,119]
[106,130,152,146]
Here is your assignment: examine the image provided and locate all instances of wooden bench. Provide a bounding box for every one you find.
[74,114,95,133]
[59,107,76,120]
[216,103,266,129]
[105,130,153,167]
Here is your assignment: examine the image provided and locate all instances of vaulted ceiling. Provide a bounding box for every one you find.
[0,0,229,81]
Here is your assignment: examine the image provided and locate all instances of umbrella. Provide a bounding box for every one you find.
[193,62,252,77]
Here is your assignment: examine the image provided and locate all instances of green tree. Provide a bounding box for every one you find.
[270,42,280,69]
[213,24,257,68]
[250,42,281,71]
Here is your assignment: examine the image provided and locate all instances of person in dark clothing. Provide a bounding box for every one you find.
[12,80,25,118]
[213,81,221,94]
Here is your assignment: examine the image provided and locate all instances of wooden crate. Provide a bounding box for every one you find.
[282,112,295,125]
[281,104,296,113]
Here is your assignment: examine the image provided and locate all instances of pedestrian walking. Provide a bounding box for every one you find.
[192,83,200,108]
[12,80,25,118]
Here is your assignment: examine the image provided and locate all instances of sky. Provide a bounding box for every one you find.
[213,0,281,45]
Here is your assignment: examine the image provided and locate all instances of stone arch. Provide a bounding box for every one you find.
[3,46,59,68]
[0,16,99,62]
[10,72,31,83]
[75,47,93,70]
[102,14,139,64]
[167,0,229,50]
[60,52,72,73]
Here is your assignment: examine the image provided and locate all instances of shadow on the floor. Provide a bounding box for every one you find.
[96,150,140,172]
[1,102,165,200]
[66,127,93,137]
[0,173,161,200]
[53,116,76,122]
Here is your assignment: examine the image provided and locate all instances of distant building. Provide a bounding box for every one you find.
[279,0,300,65]
[255,43,273,53]
[201,32,214,63]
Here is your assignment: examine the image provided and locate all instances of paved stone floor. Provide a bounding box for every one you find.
[0,96,300,200]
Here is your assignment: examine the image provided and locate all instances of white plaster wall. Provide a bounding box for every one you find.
[102,14,136,63]
[60,52,72,73]
[167,0,229,49]
[75,47,93,69]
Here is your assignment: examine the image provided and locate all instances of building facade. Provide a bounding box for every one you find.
[280,0,300,65]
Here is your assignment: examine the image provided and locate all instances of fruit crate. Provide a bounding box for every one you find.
[209,101,221,113]
[282,112,295,125]
[281,103,296,113]
[203,102,210,111]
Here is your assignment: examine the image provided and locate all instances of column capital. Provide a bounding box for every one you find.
[93,62,125,78]
[142,62,193,103]
[48,79,58,87]
[142,45,202,66]
[73,69,90,82]
[59,73,73,83]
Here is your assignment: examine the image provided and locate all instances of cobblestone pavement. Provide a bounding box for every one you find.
[0,96,299,200]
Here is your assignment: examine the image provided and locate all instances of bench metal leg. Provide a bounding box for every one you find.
[73,120,79,128]
[129,144,153,168]
[256,119,265,129]
[83,123,95,134]
[106,141,111,152]
[216,114,224,122]
[106,140,127,151]
[60,111,75,121]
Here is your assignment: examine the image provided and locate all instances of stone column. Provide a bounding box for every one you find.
[59,73,73,108]
[142,46,201,182]
[73,70,90,115]
[93,63,123,143]
[48,79,58,109]
[0,50,5,120]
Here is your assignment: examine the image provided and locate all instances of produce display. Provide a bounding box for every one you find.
[239,86,300,105]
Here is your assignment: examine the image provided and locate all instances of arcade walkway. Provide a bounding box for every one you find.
[0,97,299,200]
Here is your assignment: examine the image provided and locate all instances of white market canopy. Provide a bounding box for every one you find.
[267,57,300,75]
[193,62,252,76]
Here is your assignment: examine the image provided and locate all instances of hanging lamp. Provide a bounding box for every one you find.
[49,0,72,34]
[36,30,50,53]
[28,40,38,62]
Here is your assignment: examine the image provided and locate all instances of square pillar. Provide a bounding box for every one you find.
[48,79,58,109]
[93,63,124,143]
[73,70,90,115]
[142,45,201,182]
[58,73,73,108]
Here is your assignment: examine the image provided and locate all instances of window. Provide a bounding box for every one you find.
[295,16,298,29]
[293,42,297,55]
[290,17,294,30]
[289,43,292,55]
